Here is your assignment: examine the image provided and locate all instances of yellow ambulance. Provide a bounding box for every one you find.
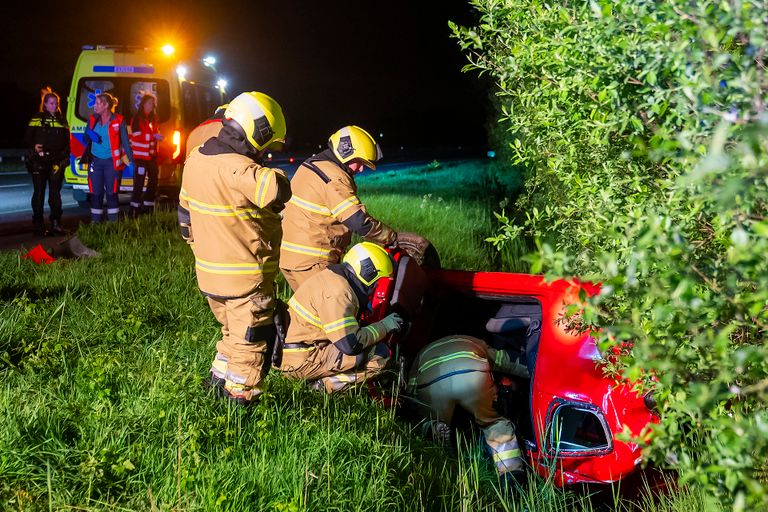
[66,45,227,207]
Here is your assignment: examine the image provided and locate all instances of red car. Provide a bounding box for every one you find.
[365,234,657,486]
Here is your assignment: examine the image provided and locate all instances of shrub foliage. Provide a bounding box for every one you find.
[452,0,768,507]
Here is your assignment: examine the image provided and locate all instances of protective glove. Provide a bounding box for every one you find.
[85,128,102,144]
[379,312,404,333]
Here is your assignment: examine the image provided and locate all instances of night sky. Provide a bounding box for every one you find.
[0,0,489,152]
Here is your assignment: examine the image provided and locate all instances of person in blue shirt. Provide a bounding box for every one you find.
[82,93,133,223]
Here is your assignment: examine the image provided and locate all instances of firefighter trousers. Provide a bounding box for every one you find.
[412,370,523,475]
[278,341,389,392]
[280,262,327,293]
[207,286,275,402]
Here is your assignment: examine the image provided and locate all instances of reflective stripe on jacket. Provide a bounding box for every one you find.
[179,147,289,297]
[280,154,395,271]
[407,336,493,392]
[129,117,158,161]
[285,269,364,347]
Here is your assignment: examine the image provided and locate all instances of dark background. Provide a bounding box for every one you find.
[0,0,489,152]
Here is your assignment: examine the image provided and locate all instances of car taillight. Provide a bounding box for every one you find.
[172,130,182,160]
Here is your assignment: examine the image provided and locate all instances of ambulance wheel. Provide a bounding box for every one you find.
[395,232,441,269]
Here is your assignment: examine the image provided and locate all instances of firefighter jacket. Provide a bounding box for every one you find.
[83,113,133,170]
[284,266,389,355]
[280,149,396,271]
[178,125,291,298]
[185,117,223,160]
[25,111,70,165]
[129,115,159,161]
[407,335,529,393]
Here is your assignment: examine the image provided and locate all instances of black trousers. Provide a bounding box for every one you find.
[30,164,64,224]
[130,160,159,210]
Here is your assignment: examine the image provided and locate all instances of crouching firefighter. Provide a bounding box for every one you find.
[275,242,404,392]
[177,91,290,404]
[405,335,530,483]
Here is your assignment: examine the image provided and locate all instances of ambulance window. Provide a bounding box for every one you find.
[182,82,223,130]
[182,83,202,130]
[75,78,170,124]
[77,79,116,120]
[128,80,171,123]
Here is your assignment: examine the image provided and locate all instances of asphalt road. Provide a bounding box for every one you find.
[0,153,479,253]
[0,170,83,221]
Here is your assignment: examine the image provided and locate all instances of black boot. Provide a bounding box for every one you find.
[50,219,65,236]
[33,221,47,236]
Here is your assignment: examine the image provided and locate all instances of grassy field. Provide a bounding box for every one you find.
[0,160,720,510]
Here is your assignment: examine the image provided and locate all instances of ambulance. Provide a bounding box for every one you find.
[66,45,227,207]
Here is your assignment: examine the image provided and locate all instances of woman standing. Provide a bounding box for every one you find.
[129,93,163,216]
[24,87,70,235]
[82,92,133,223]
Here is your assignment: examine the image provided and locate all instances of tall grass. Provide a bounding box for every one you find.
[0,161,719,510]
[357,159,526,272]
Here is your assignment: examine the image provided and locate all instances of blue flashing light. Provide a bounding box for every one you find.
[487,150,496,158]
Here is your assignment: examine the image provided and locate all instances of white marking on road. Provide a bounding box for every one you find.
[0,184,26,188]
[2,202,78,214]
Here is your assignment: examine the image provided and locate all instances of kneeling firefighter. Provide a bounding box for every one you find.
[406,335,530,481]
[178,91,290,404]
[279,126,398,292]
[275,242,404,392]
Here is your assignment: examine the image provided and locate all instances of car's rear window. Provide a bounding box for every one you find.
[75,77,171,123]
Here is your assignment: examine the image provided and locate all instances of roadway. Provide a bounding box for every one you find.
[0,149,481,252]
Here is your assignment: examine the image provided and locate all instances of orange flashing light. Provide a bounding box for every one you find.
[172,130,182,160]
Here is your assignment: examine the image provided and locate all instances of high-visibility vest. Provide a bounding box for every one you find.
[88,114,127,170]
[129,117,158,161]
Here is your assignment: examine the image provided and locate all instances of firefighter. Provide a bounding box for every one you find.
[275,242,404,392]
[24,88,70,236]
[185,104,227,160]
[178,91,290,404]
[279,126,397,292]
[129,93,163,216]
[406,335,530,482]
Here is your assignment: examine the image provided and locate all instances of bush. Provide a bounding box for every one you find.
[452,0,768,507]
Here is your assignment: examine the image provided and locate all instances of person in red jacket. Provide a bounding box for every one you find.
[129,94,163,216]
[82,93,133,223]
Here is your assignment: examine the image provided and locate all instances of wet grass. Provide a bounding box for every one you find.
[0,160,720,510]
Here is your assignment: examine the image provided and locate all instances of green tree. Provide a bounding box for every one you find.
[452,0,768,507]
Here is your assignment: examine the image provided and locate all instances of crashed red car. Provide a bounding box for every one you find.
[364,234,657,486]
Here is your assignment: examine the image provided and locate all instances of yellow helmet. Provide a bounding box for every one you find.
[329,126,383,169]
[224,92,286,152]
[342,242,394,287]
